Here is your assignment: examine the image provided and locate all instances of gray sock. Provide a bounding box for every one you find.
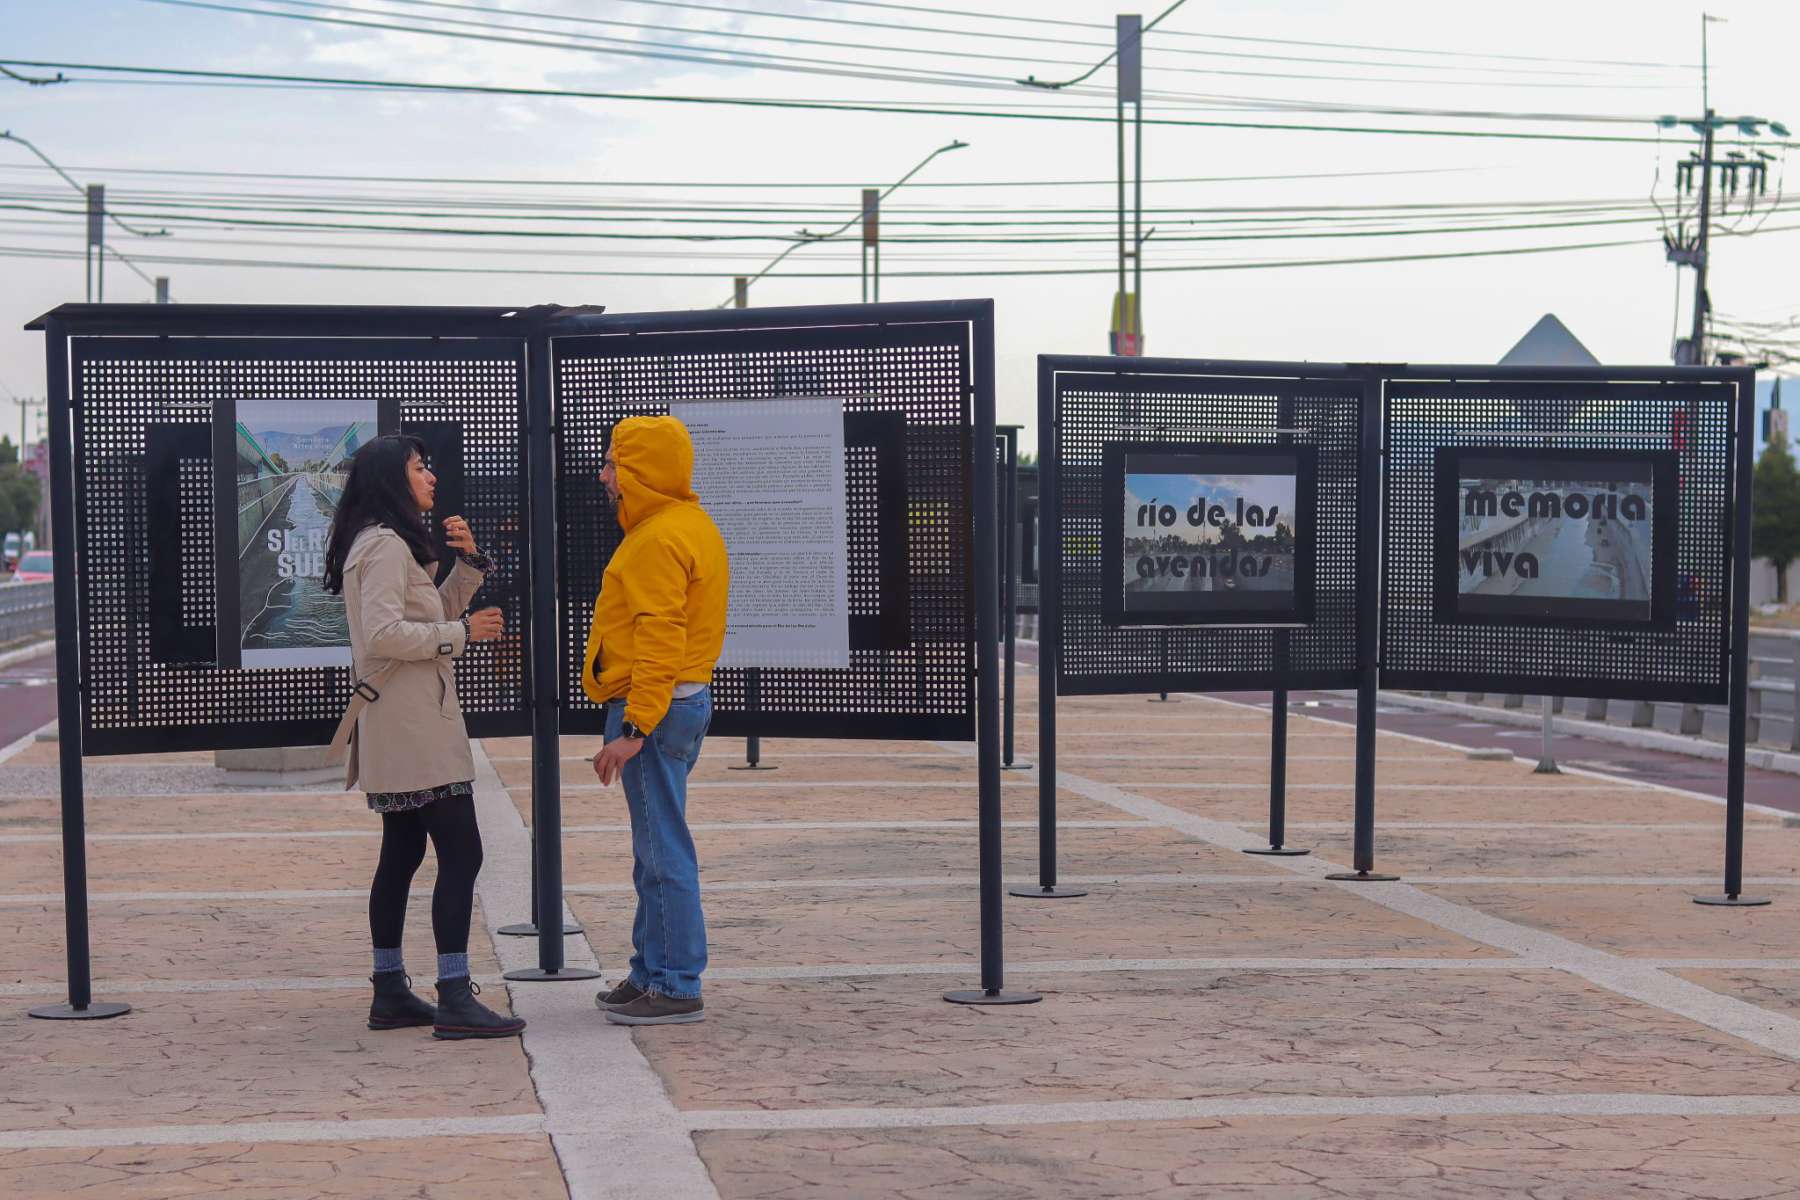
[373,946,404,974]
[437,952,469,982]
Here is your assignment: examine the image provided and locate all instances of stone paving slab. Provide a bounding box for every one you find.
[562,824,1275,888]
[6,744,218,767]
[1300,825,1800,878]
[635,969,1800,1111]
[1,897,498,985]
[0,1134,567,1200]
[1672,970,1800,1022]
[0,988,535,1132]
[693,1114,1800,1200]
[571,883,1510,971]
[1150,783,1745,827]
[510,783,1119,828]
[496,756,1006,790]
[0,792,370,836]
[1418,885,1800,958]
[0,834,440,894]
[483,735,957,760]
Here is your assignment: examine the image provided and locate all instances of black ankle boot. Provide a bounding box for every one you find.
[368,970,435,1030]
[433,976,526,1040]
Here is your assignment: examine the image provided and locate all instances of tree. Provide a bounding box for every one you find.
[1752,437,1800,604]
[0,438,40,554]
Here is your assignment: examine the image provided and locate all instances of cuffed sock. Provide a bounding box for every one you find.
[373,946,405,974]
[436,951,470,982]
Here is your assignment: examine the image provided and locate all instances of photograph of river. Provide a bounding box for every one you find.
[1121,461,1298,616]
[235,398,376,668]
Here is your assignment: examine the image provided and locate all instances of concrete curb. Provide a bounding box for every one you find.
[1382,691,1800,778]
[0,637,54,671]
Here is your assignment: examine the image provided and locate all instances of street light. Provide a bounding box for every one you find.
[717,139,968,309]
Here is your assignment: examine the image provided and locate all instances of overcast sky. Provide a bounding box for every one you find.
[3,0,1796,451]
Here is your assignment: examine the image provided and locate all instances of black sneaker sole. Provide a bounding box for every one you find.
[432,1022,526,1040]
[368,1016,434,1030]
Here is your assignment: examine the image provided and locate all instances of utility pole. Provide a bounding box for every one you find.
[85,184,104,303]
[1112,14,1145,357]
[155,276,170,304]
[733,277,748,308]
[1660,16,1787,365]
[861,188,879,304]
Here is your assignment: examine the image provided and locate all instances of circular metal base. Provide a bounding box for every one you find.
[1009,885,1088,899]
[944,988,1042,1006]
[1532,762,1562,775]
[29,1000,130,1020]
[727,763,778,771]
[497,922,583,937]
[1000,762,1034,771]
[1147,697,1179,703]
[1693,894,1773,907]
[1325,870,1400,882]
[503,966,604,982]
[1244,846,1311,856]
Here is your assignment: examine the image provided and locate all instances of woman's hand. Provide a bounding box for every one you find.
[467,607,504,641]
[443,516,479,557]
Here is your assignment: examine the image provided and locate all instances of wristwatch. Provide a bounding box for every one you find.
[620,719,648,740]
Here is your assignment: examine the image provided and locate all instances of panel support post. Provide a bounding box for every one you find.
[30,317,129,1021]
[1000,427,1027,770]
[729,669,776,770]
[1697,368,1769,907]
[1328,367,1397,882]
[508,330,601,980]
[949,306,1041,1003]
[1013,359,1083,900]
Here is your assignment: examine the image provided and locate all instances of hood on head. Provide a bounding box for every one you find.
[612,415,697,530]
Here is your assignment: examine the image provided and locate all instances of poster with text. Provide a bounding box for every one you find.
[225,398,377,668]
[1100,442,1316,627]
[1432,447,1677,628]
[671,397,851,669]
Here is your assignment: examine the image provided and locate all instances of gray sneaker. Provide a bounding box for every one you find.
[603,991,704,1026]
[595,980,645,1011]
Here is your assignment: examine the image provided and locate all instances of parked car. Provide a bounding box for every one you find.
[10,551,53,583]
[1,532,30,572]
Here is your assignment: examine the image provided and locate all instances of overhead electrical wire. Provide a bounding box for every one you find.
[5,61,1742,146]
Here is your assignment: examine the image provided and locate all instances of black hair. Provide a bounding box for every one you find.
[323,433,435,595]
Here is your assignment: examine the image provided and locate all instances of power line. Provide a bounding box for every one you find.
[5,60,1728,146]
[5,224,1791,279]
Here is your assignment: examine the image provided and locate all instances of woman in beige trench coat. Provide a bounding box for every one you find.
[322,433,524,1041]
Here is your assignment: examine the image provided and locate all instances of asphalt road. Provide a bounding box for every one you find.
[0,648,57,749]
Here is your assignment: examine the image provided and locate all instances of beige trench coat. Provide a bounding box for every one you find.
[341,525,487,794]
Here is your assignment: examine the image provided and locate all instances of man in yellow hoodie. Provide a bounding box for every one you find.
[583,415,729,1025]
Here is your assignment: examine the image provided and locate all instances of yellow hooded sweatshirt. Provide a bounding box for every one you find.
[580,415,729,733]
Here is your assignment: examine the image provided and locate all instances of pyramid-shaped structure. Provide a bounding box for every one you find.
[1498,313,1600,367]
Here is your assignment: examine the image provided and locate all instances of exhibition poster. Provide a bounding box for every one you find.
[671,396,851,669]
[230,398,377,668]
[1101,442,1317,627]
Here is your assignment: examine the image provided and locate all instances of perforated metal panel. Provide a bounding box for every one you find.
[71,337,531,754]
[1381,375,1736,702]
[1046,360,1361,695]
[554,316,977,740]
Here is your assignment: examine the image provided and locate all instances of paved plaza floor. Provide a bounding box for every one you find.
[3,666,1800,1197]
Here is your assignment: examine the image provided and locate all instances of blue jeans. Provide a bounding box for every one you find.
[605,690,711,1000]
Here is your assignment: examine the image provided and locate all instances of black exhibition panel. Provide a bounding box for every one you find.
[1041,355,1363,697]
[56,312,534,754]
[552,304,981,742]
[1380,369,1744,703]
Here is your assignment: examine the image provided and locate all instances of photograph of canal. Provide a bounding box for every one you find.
[1450,459,1658,625]
[234,399,376,668]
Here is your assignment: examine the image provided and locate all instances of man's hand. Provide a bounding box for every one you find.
[443,515,478,556]
[592,735,644,786]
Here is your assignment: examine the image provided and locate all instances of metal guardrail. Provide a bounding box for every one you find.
[0,580,55,644]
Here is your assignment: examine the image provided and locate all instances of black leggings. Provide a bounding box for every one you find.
[368,793,484,956]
